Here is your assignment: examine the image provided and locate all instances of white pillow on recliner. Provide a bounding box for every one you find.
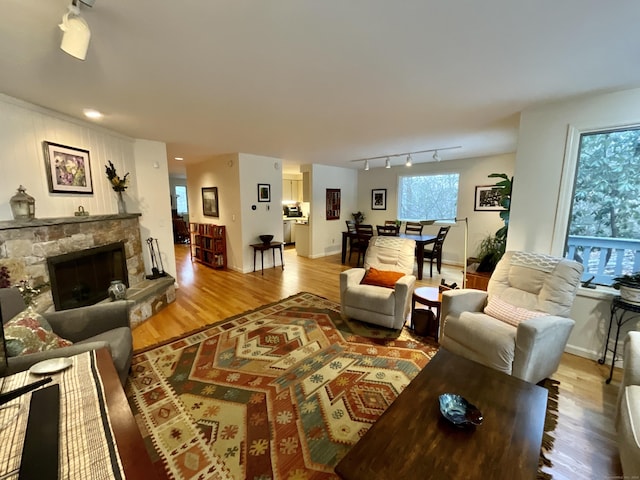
[484,296,545,327]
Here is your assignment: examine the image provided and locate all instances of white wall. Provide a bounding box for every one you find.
[0,94,174,279]
[511,87,640,359]
[357,153,515,266]
[304,164,359,259]
[239,154,283,272]
[186,153,284,273]
[133,140,176,279]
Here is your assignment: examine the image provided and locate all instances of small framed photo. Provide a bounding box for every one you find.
[371,188,387,210]
[258,184,271,202]
[474,185,506,211]
[42,141,93,194]
[202,187,219,217]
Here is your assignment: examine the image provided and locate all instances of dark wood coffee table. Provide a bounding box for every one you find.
[335,349,548,480]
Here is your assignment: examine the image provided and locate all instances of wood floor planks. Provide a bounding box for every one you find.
[132,244,623,478]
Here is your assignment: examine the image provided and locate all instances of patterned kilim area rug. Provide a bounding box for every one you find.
[126,292,558,480]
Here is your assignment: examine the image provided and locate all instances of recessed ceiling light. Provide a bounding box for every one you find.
[83,108,102,119]
[174,157,184,161]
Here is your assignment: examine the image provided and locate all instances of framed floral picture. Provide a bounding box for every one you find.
[42,141,93,194]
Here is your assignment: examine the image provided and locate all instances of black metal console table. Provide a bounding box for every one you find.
[598,296,640,383]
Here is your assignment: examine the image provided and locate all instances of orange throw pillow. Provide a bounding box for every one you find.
[360,267,405,288]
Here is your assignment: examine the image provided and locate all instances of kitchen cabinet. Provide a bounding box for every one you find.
[302,173,310,202]
[283,179,302,203]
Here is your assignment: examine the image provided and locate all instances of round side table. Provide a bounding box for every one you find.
[411,286,442,341]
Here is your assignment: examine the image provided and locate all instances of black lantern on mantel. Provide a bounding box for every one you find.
[10,185,35,220]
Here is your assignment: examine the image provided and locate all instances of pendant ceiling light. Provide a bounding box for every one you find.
[59,0,93,60]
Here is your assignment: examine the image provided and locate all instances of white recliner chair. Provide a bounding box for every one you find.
[340,236,416,330]
[617,331,640,477]
[440,250,583,384]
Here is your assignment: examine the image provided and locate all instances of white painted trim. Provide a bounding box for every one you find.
[565,344,601,361]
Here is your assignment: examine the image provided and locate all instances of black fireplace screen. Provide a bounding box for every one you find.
[47,242,129,311]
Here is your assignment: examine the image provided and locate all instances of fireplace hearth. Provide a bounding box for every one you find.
[0,214,175,327]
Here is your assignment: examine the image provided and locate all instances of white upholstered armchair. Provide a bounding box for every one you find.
[340,236,416,330]
[440,251,583,384]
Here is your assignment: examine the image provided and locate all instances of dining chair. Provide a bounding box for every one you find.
[345,220,361,263]
[384,220,397,226]
[355,224,374,266]
[376,225,399,236]
[423,226,450,277]
[404,221,423,235]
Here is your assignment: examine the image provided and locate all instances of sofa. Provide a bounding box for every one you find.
[0,287,133,385]
[617,330,640,476]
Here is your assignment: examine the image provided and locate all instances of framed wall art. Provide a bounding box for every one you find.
[474,185,506,211]
[258,184,271,202]
[326,188,341,220]
[202,187,219,217]
[371,188,387,210]
[42,141,93,194]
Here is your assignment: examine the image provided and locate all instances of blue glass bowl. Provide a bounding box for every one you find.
[438,393,483,427]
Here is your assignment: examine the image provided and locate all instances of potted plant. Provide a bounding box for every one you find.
[352,211,365,224]
[612,272,640,305]
[474,173,513,273]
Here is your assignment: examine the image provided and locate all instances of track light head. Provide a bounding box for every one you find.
[433,150,441,162]
[385,157,391,169]
[405,154,412,167]
[59,2,91,60]
[364,159,370,171]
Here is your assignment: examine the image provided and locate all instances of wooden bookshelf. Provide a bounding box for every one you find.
[189,223,227,269]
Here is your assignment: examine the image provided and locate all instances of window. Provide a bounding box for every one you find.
[175,185,188,215]
[565,127,640,285]
[398,173,459,221]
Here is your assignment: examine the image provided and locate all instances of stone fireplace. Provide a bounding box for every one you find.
[0,214,174,328]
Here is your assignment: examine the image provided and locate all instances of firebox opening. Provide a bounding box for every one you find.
[47,242,129,311]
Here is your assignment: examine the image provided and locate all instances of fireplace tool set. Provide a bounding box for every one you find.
[146,237,167,279]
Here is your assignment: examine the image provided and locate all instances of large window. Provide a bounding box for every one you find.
[565,127,640,285]
[398,173,459,221]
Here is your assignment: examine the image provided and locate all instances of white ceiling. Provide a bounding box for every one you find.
[1,1,639,176]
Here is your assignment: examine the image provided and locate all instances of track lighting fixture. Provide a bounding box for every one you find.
[59,0,92,60]
[350,146,461,169]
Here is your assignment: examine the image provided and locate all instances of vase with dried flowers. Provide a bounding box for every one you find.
[105,160,130,214]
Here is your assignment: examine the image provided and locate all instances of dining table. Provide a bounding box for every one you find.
[340,231,436,280]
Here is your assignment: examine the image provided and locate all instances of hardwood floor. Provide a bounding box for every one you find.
[133,244,623,479]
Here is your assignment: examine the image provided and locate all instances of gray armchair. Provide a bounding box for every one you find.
[440,251,583,384]
[0,287,133,385]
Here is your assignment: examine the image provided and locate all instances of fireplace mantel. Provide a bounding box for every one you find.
[0,213,174,327]
[0,213,141,231]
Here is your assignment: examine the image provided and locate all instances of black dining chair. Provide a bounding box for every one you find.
[423,226,451,277]
[404,222,423,235]
[345,220,361,263]
[376,225,399,236]
[354,224,374,266]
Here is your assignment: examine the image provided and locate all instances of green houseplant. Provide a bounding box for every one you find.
[475,173,513,273]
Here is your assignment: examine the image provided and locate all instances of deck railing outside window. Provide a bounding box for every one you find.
[566,235,640,286]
